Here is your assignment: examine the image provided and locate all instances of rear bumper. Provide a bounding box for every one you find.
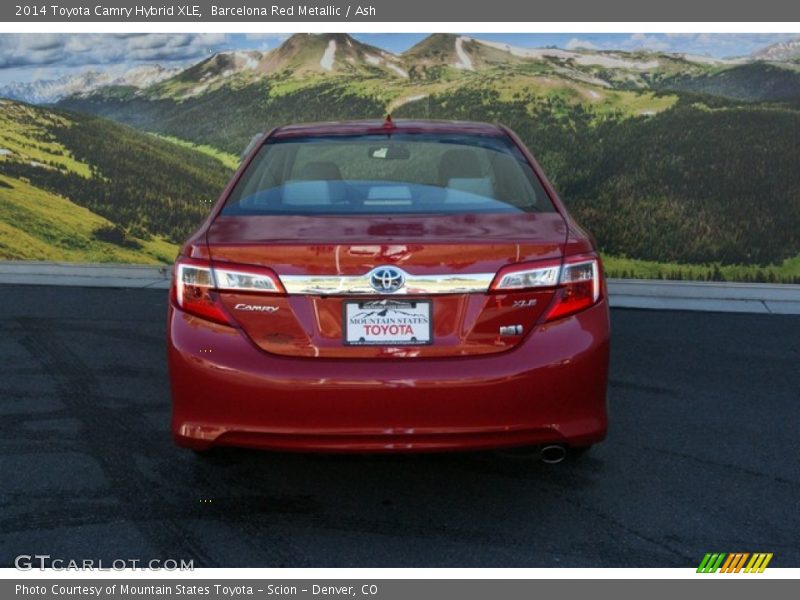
[168,300,610,452]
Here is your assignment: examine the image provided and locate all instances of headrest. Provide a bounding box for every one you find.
[438,149,482,185]
[445,177,494,203]
[296,161,342,181]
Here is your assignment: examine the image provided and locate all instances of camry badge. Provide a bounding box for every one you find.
[234,304,279,312]
[368,266,406,294]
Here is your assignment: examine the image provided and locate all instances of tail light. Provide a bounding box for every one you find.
[172,257,283,325]
[545,258,600,321]
[491,255,601,322]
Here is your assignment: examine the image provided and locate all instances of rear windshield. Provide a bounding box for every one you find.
[221,133,556,216]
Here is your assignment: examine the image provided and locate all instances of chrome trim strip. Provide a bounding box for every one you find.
[280,272,495,295]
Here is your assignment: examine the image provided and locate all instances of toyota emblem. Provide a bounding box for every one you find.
[368,266,406,293]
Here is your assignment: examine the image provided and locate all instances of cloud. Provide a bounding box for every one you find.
[565,38,598,50]
[23,34,64,52]
[244,33,288,42]
[622,33,671,52]
[666,33,798,57]
[621,33,798,57]
[1,32,798,82]
[241,33,289,50]
[556,33,797,58]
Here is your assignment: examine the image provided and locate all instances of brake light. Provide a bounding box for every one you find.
[174,259,223,324]
[172,257,283,325]
[491,256,601,322]
[544,259,600,321]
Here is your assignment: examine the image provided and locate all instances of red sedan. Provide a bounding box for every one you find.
[168,119,609,461]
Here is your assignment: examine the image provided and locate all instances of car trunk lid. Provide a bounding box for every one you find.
[207,213,567,358]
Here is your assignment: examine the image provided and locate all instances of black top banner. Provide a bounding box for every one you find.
[4,0,800,22]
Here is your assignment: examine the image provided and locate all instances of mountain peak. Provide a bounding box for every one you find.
[258,33,406,76]
[751,38,800,62]
[403,34,527,74]
[0,64,178,104]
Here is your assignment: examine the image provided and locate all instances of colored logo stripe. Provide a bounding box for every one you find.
[720,553,749,573]
[697,553,726,573]
[697,552,773,573]
[744,553,773,573]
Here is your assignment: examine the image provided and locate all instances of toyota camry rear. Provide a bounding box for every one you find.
[168,119,609,455]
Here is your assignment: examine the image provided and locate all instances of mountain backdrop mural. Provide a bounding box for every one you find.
[1,33,799,281]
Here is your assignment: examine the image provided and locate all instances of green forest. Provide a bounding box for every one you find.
[395,88,800,269]
[59,80,800,281]
[3,33,800,281]
[0,104,232,247]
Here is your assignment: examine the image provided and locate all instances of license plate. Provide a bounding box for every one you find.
[344,299,432,345]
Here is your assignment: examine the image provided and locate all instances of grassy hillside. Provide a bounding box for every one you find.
[0,100,232,263]
[0,100,232,243]
[656,62,800,101]
[0,100,91,176]
[23,34,800,280]
[62,80,267,155]
[147,133,240,170]
[603,253,800,283]
[568,102,800,267]
[0,174,176,263]
[393,86,800,269]
[56,71,800,281]
[59,68,676,155]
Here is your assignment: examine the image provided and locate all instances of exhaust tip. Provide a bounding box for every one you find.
[540,444,567,464]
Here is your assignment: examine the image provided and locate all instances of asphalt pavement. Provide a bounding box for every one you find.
[0,284,798,568]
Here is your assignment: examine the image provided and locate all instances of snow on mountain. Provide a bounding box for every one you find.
[8,33,789,107]
[751,38,800,62]
[474,38,660,69]
[254,33,405,77]
[320,39,337,71]
[0,64,179,104]
[453,36,474,71]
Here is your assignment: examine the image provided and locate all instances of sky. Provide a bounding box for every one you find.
[0,32,797,85]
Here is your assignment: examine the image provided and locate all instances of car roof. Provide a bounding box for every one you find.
[270,119,507,139]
